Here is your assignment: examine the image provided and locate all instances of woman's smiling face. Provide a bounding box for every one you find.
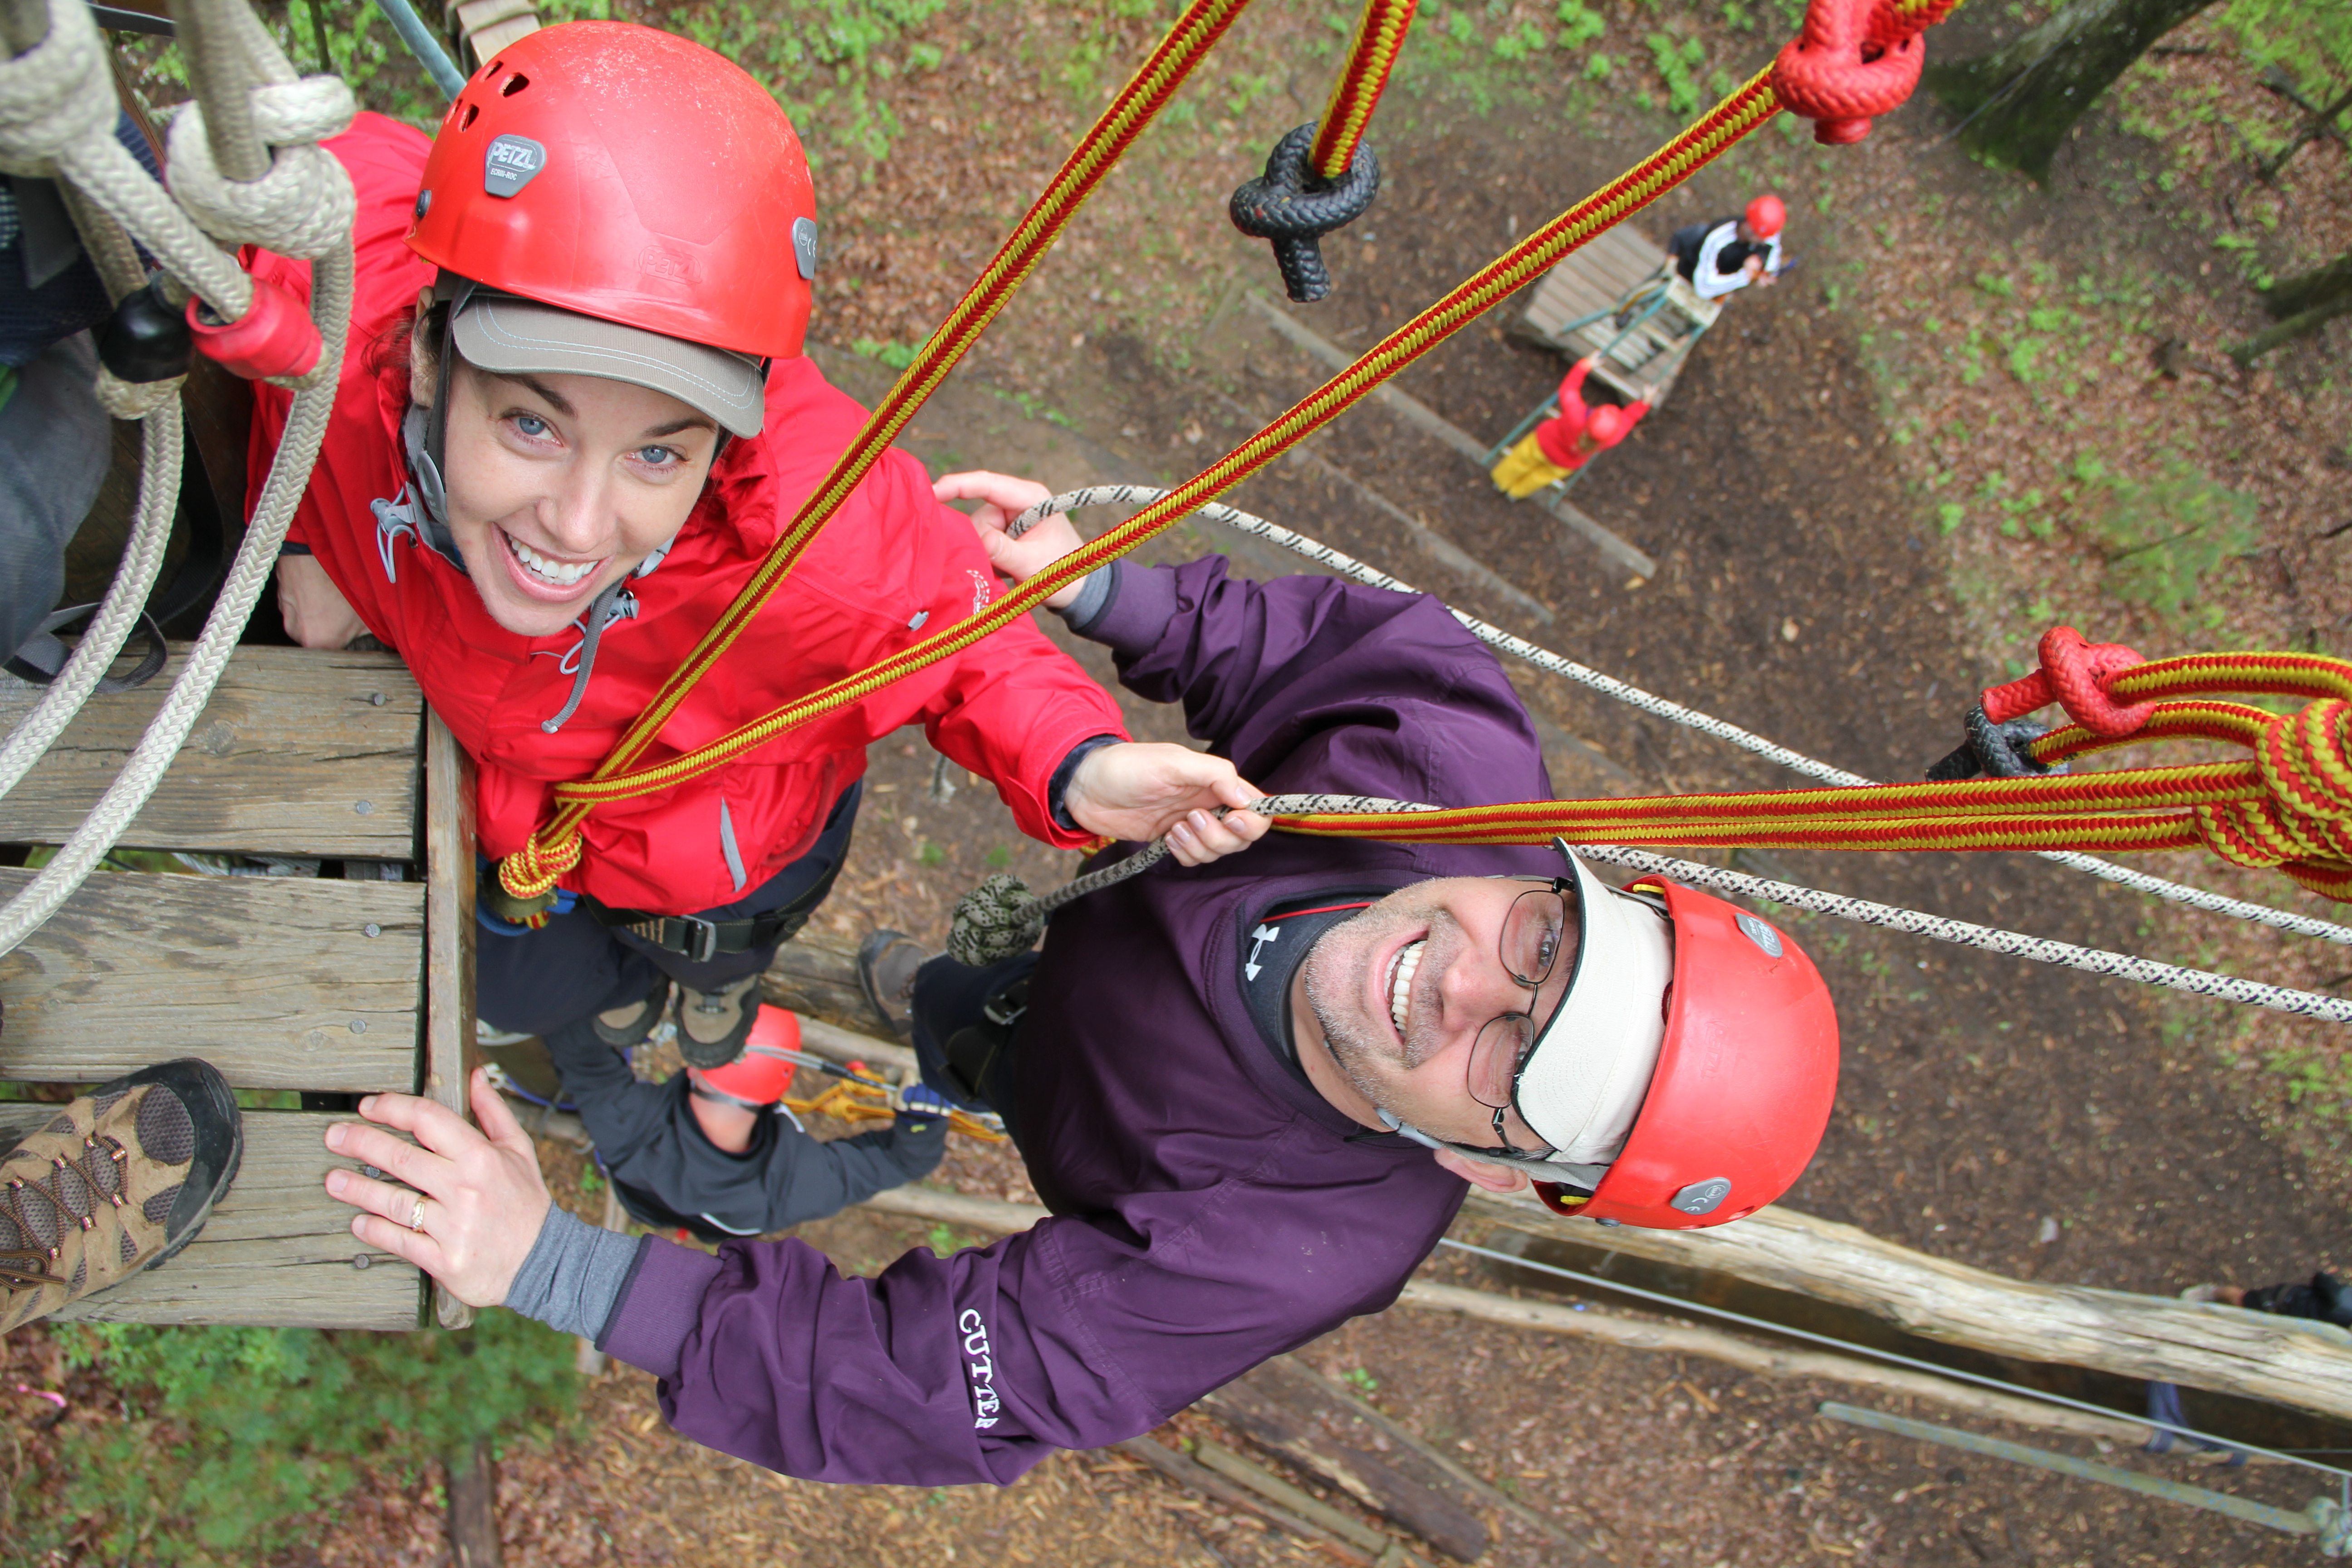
[414,314,720,638]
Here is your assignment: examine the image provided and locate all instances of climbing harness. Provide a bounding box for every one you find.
[0,0,357,957]
[938,488,2352,1024]
[495,3,1839,907]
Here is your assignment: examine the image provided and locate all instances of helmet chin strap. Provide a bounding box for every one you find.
[1373,1108,1611,1189]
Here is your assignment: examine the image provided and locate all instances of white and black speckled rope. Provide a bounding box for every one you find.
[1578,848,2352,1023]
[947,795,1433,965]
[1011,485,2352,949]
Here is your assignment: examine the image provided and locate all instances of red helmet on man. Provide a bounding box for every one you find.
[1744,193,1786,239]
[405,22,818,437]
[1527,865,1838,1228]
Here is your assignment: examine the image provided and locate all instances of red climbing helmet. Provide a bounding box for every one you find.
[1744,193,1786,239]
[1532,867,1838,1230]
[1584,403,1630,446]
[407,22,818,363]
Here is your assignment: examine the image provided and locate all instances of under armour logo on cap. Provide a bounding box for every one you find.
[483,135,546,199]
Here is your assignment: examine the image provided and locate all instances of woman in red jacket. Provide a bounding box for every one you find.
[258,24,1264,1234]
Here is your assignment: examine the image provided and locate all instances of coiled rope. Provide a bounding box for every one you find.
[496,49,1799,903]
[0,0,356,955]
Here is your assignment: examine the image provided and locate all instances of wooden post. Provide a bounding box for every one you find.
[422,710,478,1330]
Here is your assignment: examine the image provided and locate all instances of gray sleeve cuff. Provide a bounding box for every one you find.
[501,1204,640,1341]
[1053,560,1121,635]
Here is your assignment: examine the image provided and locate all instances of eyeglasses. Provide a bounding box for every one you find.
[1463,882,1573,1157]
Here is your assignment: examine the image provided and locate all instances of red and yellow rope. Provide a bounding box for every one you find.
[1310,0,1419,180]
[496,65,1791,900]
[1268,651,2352,906]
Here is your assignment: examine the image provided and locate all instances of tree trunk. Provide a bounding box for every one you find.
[2263,250,2352,319]
[2230,250,2352,363]
[446,1438,503,1568]
[1926,0,2221,181]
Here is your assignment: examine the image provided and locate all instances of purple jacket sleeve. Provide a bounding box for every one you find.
[1085,557,1549,808]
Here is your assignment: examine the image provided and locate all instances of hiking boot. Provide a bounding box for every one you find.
[675,973,764,1068]
[591,973,675,1050]
[1,1060,242,1333]
[858,929,931,1040]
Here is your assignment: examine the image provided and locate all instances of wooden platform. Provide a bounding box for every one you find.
[0,645,476,1328]
[1513,223,1720,407]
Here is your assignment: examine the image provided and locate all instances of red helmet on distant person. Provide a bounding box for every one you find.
[406,22,817,435]
[1744,193,1786,238]
[1584,403,1630,446]
[1528,866,1838,1229]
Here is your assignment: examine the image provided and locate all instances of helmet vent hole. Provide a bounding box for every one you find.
[460,103,479,130]
[500,73,531,96]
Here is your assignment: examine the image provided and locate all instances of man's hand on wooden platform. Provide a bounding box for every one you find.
[323,1068,551,1308]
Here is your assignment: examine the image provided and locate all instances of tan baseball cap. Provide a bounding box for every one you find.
[1514,851,1673,1165]
[450,289,769,438]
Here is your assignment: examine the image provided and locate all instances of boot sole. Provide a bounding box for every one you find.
[117,1060,244,1275]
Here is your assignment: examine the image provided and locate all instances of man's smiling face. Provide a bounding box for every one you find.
[1297,877,1578,1156]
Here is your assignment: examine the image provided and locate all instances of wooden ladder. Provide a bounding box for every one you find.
[0,647,476,1330]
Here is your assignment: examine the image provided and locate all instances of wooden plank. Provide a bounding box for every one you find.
[421,711,479,1330]
[1204,1362,1491,1561]
[0,868,422,1091]
[0,1107,423,1330]
[0,646,425,859]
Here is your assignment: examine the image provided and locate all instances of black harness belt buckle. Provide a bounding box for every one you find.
[630,913,720,964]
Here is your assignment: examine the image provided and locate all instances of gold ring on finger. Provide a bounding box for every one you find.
[408,1196,427,1233]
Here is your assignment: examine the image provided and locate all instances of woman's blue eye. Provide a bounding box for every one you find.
[637,446,680,467]
[513,414,548,438]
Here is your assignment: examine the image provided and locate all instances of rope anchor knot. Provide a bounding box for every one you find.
[1229,121,1381,304]
[1772,0,1959,144]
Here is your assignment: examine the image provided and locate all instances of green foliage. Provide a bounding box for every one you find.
[918,840,947,866]
[1644,31,1708,117]
[2219,0,2352,98]
[588,0,949,167]
[45,1314,575,1565]
[2080,461,2259,626]
[1342,1366,1380,1393]
[852,336,921,369]
[1556,0,1607,49]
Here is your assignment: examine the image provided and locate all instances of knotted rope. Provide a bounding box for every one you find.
[166,76,356,263]
[1771,0,1959,144]
[0,0,356,956]
[1228,0,1414,303]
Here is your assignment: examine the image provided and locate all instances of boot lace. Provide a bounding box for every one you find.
[1,1133,129,1289]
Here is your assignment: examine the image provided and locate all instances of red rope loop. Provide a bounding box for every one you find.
[1981,626,2156,740]
[1771,0,1958,144]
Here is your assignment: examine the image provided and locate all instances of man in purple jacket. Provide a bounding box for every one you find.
[321,475,1838,1487]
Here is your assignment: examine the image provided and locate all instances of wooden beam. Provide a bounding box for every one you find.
[1465,1191,2352,1426]
[0,868,421,1091]
[0,647,424,859]
[0,1106,422,1330]
[421,710,478,1330]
